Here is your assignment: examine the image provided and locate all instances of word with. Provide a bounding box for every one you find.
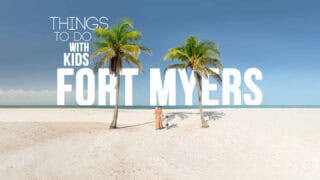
[63,42,89,67]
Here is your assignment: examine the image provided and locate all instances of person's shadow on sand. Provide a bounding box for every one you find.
[165,123,178,129]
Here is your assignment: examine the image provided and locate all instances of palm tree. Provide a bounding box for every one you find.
[91,18,151,129]
[164,36,223,128]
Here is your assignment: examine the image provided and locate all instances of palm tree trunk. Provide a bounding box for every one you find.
[110,74,120,129]
[194,72,209,128]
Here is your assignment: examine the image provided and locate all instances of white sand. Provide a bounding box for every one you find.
[0,108,320,179]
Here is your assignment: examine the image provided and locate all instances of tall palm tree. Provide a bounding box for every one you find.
[91,18,151,129]
[164,36,223,128]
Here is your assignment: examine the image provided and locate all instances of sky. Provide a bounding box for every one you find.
[0,0,319,106]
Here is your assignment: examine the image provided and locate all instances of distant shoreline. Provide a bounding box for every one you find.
[0,105,320,109]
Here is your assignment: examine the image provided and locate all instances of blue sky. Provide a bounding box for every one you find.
[0,0,319,105]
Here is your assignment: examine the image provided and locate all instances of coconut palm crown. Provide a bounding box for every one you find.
[164,35,223,127]
[91,18,151,128]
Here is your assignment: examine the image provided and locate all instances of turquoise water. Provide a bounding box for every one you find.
[0,105,319,109]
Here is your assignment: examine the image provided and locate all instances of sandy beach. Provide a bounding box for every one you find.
[0,108,319,179]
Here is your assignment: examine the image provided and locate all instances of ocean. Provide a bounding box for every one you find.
[0,105,319,109]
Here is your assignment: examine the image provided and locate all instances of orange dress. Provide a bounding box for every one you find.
[155,108,163,129]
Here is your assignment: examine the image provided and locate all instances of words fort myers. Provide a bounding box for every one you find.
[57,63,263,106]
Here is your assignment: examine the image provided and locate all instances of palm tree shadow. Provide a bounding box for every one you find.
[166,111,225,122]
[116,111,225,129]
[203,111,225,121]
[166,112,191,121]
[117,121,153,129]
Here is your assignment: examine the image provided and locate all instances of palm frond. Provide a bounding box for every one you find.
[206,49,221,61]
[117,18,133,41]
[122,31,141,42]
[123,53,142,70]
[201,58,223,70]
[119,18,133,28]
[164,63,188,73]
[91,47,111,58]
[163,48,189,61]
[138,45,152,55]
[121,44,140,55]
[93,42,110,48]
[185,36,199,56]
[200,41,220,56]
[205,67,222,84]
[95,27,109,37]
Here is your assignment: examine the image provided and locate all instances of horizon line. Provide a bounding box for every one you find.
[0,105,320,109]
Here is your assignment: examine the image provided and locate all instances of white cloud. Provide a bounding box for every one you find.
[0,89,57,105]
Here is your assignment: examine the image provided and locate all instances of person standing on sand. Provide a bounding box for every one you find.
[155,106,164,129]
